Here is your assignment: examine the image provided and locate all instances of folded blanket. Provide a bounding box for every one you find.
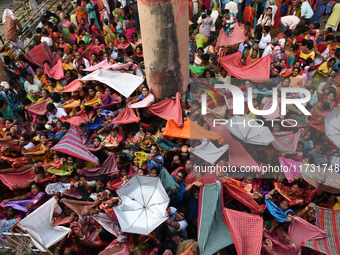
[159,168,179,195]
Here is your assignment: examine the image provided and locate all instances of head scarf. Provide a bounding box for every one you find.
[2,9,16,23]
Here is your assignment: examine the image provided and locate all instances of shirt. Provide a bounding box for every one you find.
[4,16,22,42]
[169,176,186,207]
[224,1,238,15]
[41,36,53,46]
[300,1,314,19]
[185,192,199,222]
[46,108,67,123]
[259,33,271,49]
[147,155,164,172]
[167,207,188,238]
[281,15,300,30]
[23,141,35,150]
[73,57,90,69]
[24,79,42,96]
[306,149,329,165]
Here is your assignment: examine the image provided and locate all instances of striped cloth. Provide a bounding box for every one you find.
[224,208,263,255]
[223,178,265,213]
[303,205,340,255]
[198,181,233,255]
[51,126,99,164]
[99,239,129,255]
[271,131,301,153]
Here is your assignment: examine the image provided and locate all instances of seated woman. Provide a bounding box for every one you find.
[245,49,260,66]
[47,155,78,176]
[1,182,45,214]
[102,127,123,149]
[71,174,112,201]
[24,134,52,163]
[297,40,315,63]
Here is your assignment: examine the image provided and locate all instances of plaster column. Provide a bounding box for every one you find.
[137,0,189,99]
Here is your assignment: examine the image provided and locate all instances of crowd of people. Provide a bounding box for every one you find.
[0,0,340,254]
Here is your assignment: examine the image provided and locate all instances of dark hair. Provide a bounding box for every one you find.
[20,97,31,106]
[21,133,30,142]
[245,21,251,26]
[202,54,210,61]
[57,47,65,53]
[138,168,148,175]
[178,169,188,179]
[37,115,48,122]
[61,122,71,129]
[95,175,108,186]
[35,123,46,131]
[326,35,335,41]
[284,30,292,37]
[147,125,157,135]
[177,207,189,217]
[321,101,330,111]
[50,92,61,103]
[306,86,316,92]
[46,103,56,112]
[306,40,314,50]
[274,66,281,73]
[319,143,329,154]
[291,44,299,51]
[263,26,271,33]
[293,67,301,73]
[282,77,290,83]
[257,151,268,164]
[303,154,314,164]
[150,167,160,176]
[99,228,116,243]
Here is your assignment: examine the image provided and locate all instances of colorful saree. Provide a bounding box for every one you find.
[274,182,306,206]
[0,192,44,214]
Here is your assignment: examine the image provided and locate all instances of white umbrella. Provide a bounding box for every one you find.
[79,69,144,98]
[192,139,229,164]
[227,116,275,145]
[113,175,169,235]
[325,106,340,148]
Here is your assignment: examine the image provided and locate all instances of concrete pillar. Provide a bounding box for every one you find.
[137,0,189,99]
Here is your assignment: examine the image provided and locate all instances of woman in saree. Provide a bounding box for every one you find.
[90,37,105,57]
[62,56,77,75]
[283,44,299,68]
[102,127,123,149]
[245,48,260,65]
[103,18,116,46]
[34,68,47,87]
[123,13,137,42]
[313,58,336,87]
[83,91,103,108]
[319,90,338,110]
[76,0,87,24]
[309,101,331,131]
[112,2,125,24]
[69,26,78,45]
[24,134,52,163]
[57,37,72,55]
[311,0,328,23]
[90,18,103,43]
[243,3,256,28]
[85,0,100,28]
[114,15,124,38]
[297,40,315,63]
[62,14,73,43]
[1,182,45,214]
[36,89,50,103]
[310,35,334,76]
[77,28,91,45]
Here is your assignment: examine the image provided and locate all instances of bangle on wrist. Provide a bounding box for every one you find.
[56,247,61,250]
[79,235,86,240]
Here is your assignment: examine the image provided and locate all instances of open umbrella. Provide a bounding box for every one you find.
[301,165,340,194]
[113,175,169,235]
[325,106,340,148]
[226,116,275,146]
